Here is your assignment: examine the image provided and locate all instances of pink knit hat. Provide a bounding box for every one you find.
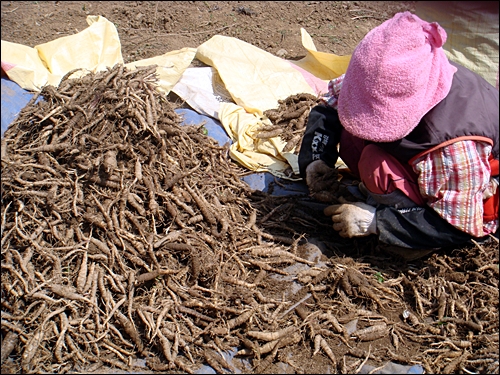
[337,12,457,142]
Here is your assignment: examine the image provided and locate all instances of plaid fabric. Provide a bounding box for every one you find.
[412,140,498,236]
[320,74,344,109]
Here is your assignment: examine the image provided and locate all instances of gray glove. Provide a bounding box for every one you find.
[324,202,377,237]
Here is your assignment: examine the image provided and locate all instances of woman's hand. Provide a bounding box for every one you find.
[324,202,377,237]
[305,160,340,202]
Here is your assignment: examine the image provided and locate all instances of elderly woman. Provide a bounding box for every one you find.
[298,12,499,259]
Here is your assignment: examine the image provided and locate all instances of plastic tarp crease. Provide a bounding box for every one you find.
[172,66,235,119]
[291,28,352,80]
[124,47,197,94]
[218,102,300,179]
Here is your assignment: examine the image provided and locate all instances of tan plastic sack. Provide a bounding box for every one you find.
[124,48,196,95]
[218,102,299,179]
[1,16,122,91]
[196,34,320,116]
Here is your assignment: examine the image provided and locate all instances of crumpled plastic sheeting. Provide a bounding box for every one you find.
[1,16,122,91]
[1,15,196,93]
[124,47,197,95]
[172,66,235,119]
[360,363,424,374]
[193,31,351,179]
[173,30,333,121]
[218,102,300,179]
[195,34,321,116]
[176,108,231,147]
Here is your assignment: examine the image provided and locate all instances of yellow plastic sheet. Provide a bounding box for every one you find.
[292,28,351,80]
[1,16,122,91]
[1,40,56,90]
[196,35,318,116]
[1,15,195,93]
[35,16,123,79]
[206,30,350,179]
[218,102,300,179]
[125,48,197,95]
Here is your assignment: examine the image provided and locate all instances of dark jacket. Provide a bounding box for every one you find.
[378,61,499,165]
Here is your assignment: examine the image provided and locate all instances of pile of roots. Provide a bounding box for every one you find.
[1,64,498,374]
[259,93,320,154]
[0,64,323,373]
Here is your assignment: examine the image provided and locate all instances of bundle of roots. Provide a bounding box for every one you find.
[259,93,320,154]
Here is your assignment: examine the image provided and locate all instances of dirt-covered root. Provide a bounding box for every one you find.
[259,92,320,154]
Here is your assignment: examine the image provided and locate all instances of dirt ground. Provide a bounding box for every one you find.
[1,1,499,375]
[1,1,417,63]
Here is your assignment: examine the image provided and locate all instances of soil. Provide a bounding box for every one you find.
[1,2,499,375]
[1,1,416,63]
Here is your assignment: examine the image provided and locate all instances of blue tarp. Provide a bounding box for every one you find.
[1,77,37,137]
